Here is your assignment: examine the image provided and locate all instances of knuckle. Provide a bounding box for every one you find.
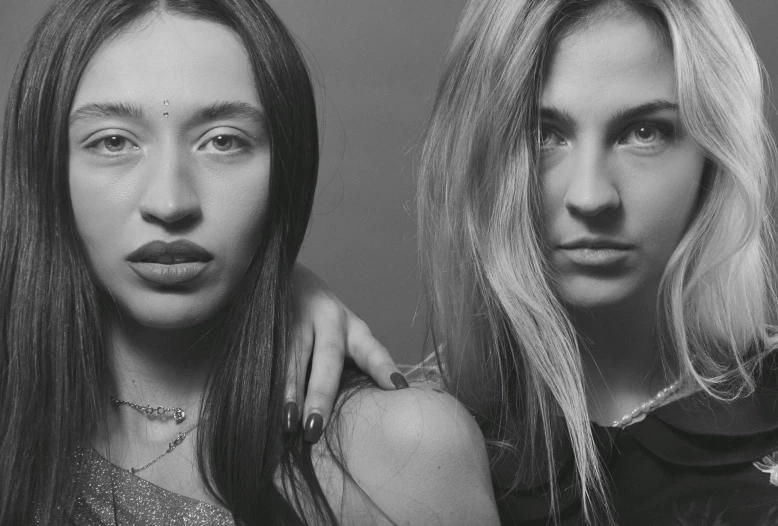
[306,388,337,406]
[349,318,373,337]
[317,338,345,358]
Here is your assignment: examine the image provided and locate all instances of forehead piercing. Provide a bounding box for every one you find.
[163,100,170,118]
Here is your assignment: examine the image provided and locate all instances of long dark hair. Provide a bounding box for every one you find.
[0,0,329,523]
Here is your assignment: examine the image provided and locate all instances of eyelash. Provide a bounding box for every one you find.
[84,134,140,157]
[617,121,677,147]
[198,133,251,154]
[538,120,677,151]
[82,132,253,157]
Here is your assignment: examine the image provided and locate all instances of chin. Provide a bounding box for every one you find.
[556,275,641,311]
[111,289,230,330]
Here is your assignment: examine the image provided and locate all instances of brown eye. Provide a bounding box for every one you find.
[538,126,563,148]
[634,126,658,143]
[212,135,234,151]
[104,135,127,152]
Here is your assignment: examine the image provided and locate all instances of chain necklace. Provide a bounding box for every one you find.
[126,422,199,474]
[611,380,681,428]
[110,395,196,474]
[110,395,187,423]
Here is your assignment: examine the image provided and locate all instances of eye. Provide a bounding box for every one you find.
[538,126,566,150]
[201,134,250,154]
[632,125,659,144]
[619,121,676,147]
[84,134,140,156]
[213,135,234,151]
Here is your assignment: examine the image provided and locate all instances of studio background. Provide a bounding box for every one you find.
[1,0,776,364]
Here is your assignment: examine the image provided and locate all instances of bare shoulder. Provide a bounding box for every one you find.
[311,382,499,525]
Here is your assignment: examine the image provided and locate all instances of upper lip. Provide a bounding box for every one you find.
[558,238,634,250]
[126,240,213,263]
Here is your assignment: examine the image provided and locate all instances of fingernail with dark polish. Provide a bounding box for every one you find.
[304,413,323,443]
[283,402,299,433]
[390,372,409,390]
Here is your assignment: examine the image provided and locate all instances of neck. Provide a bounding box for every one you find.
[571,292,677,426]
[103,313,218,416]
[95,311,221,504]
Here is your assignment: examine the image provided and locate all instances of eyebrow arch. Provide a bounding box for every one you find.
[609,100,678,124]
[539,99,679,133]
[540,106,576,131]
[187,101,266,129]
[68,101,266,129]
[69,101,144,127]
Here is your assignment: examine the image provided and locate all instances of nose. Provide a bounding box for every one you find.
[138,147,201,227]
[563,145,620,218]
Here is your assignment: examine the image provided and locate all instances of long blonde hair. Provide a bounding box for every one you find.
[417,0,777,522]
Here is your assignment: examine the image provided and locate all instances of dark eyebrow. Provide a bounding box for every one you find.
[538,99,679,134]
[187,101,266,129]
[69,102,144,127]
[68,101,266,129]
[540,106,576,131]
[609,100,678,124]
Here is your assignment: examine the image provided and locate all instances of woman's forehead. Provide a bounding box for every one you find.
[540,10,675,118]
[72,13,260,112]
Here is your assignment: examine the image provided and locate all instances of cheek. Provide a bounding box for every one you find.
[205,169,270,267]
[637,151,706,252]
[539,165,570,240]
[68,162,131,259]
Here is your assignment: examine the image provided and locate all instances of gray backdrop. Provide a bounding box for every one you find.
[1,0,775,364]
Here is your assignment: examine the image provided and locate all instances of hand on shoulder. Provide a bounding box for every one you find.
[312,382,499,525]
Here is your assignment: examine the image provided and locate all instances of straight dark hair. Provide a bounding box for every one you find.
[0,0,331,523]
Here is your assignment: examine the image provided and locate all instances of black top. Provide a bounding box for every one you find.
[495,353,778,525]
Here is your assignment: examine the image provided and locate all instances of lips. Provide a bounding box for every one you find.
[127,240,213,264]
[126,240,213,286]
[557,238,633,267]
[558,238,634,250]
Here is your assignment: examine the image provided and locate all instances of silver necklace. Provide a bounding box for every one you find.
[126,422,199,474]
[110,395,187,423]
[611,380,681,428]
[110,395,196,474]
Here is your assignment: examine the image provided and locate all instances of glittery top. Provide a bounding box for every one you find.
[68,448,234,525]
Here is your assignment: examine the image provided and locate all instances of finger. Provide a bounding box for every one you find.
[284,321,314,434]
[346,319,406,390]
[303,332,345,443]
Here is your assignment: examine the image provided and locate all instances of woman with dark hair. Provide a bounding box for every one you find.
[296,0,778,524]
[0,0,498,524]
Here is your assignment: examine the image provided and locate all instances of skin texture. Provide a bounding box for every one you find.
[68,13,270,506]
[308,385,499,525]
[538,11,708,424]
[539,13,706,312]
[69,15,270,331]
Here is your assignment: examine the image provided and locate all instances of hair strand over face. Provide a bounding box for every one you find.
[418,0,777,523]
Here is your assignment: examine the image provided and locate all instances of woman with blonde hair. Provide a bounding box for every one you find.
[297,0,778,523]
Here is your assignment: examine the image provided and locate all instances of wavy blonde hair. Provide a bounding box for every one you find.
[417,0,777,522]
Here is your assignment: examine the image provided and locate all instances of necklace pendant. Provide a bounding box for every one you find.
[170,432,186,449]
[174,407,186,423]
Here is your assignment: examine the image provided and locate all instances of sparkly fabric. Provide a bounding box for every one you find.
[69,448,234,525]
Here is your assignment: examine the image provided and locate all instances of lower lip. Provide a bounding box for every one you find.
[559,247,631,266]
[127,261,209,285]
